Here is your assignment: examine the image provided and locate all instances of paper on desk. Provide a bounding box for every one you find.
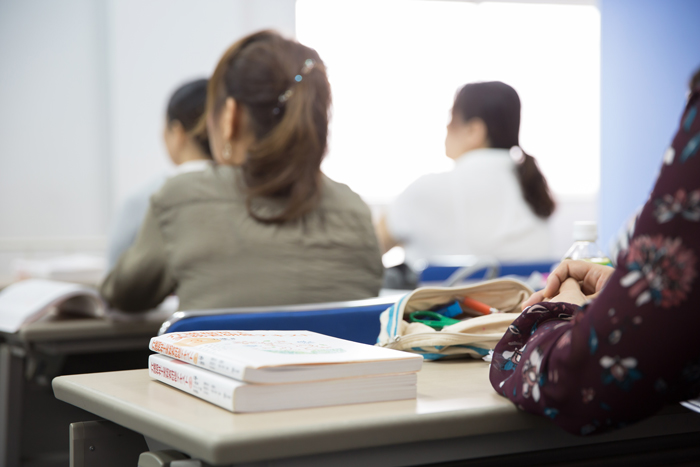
[0,279,104,333]
[681,398,700,414]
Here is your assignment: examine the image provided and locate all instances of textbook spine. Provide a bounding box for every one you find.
[148,354,237,412]
[149,337,247,381]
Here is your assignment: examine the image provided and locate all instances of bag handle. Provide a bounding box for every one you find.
[424,255,501,287]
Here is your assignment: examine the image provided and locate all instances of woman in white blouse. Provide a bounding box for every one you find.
[378,81,555,268]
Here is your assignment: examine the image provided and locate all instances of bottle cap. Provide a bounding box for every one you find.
[573,221,597,242]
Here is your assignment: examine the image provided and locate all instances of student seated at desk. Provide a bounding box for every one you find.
[100,31,383,312]
[378,81,555,268]
[107,79,213,268]
[490,74,700,436]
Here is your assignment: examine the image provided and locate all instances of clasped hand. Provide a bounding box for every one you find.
[521,260,615,309]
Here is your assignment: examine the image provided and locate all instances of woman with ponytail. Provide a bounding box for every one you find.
[379,81,555,268]
[101,31,383,312]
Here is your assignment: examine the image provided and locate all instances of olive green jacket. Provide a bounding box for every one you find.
[100,166,383,312]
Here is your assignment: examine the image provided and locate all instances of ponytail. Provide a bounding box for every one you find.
[512,147,556,218]
[206,31,331,224]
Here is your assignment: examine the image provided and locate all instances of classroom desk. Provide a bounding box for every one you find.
[0,314,164,467]
[53,360,700,466]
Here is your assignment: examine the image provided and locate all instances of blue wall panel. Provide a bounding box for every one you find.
[599,0,700,252]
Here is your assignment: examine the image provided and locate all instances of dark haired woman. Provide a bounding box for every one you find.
[101,31,383,312]
[378,81,556,268]
[107,78,213,268]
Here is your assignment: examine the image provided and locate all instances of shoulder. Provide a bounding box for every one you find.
[390,171,453,219]
[151,165,242,211]
[405,172,446,194]
[392,172,450,209]
[114,175,167,225]
[122,175,167,208]
[385,172,449,238]
[319,174,371,215]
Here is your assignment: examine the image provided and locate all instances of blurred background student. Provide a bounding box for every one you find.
[378,81,556,273]
[100,31,383,312]
[107,79,213,268]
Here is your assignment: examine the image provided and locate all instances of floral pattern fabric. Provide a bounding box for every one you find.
[490,89,700,435]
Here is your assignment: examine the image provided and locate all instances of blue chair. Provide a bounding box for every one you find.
[419,255,556,286]
[158,296,401,345]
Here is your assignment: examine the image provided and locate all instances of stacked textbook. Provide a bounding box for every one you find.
[148,330,423,413]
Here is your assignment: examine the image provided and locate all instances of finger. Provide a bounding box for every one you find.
[543,261,614,298]
[577,265,615,295]
[542,261,588,298]
[592,266,615,294]
[522,290,546,309]
[559,277,582,292]
[549,279,587,306]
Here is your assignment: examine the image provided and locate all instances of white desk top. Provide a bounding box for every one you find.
[51,361,550,465]
[53,361,526,462]
[52,360,700,466]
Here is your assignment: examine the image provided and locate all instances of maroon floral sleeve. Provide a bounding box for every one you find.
[489,88,700,435]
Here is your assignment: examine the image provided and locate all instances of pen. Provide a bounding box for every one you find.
[462,297,500,315]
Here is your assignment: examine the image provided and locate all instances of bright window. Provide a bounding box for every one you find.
[296,0,600,204]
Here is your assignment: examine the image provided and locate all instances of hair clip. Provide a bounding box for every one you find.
[300,58,316,75]
[509,145,525,164]
[278,89,293,104]
[272,59,317,116]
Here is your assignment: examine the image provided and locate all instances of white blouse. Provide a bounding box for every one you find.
[386,148,551,268]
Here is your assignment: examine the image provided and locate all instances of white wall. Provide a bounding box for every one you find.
[0,0,110,239]
[108,0,296,207]
[299,0,600,205]
[0,0,295,281]
[0,0,597,280]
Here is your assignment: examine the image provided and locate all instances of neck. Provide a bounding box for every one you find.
[449,143,491,161]
[174,144,209,165]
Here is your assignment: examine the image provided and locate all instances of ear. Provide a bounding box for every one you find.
[220,97,238,142]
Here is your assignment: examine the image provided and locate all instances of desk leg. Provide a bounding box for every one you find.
[0,343,23,467]
[70,420,149,467]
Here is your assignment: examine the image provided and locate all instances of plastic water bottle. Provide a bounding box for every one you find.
[563,221,612,266]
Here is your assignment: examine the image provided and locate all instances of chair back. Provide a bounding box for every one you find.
[419,255,555,286]
[159,296,400,345]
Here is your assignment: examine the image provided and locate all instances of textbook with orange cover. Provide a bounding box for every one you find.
[149,330,423,384]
